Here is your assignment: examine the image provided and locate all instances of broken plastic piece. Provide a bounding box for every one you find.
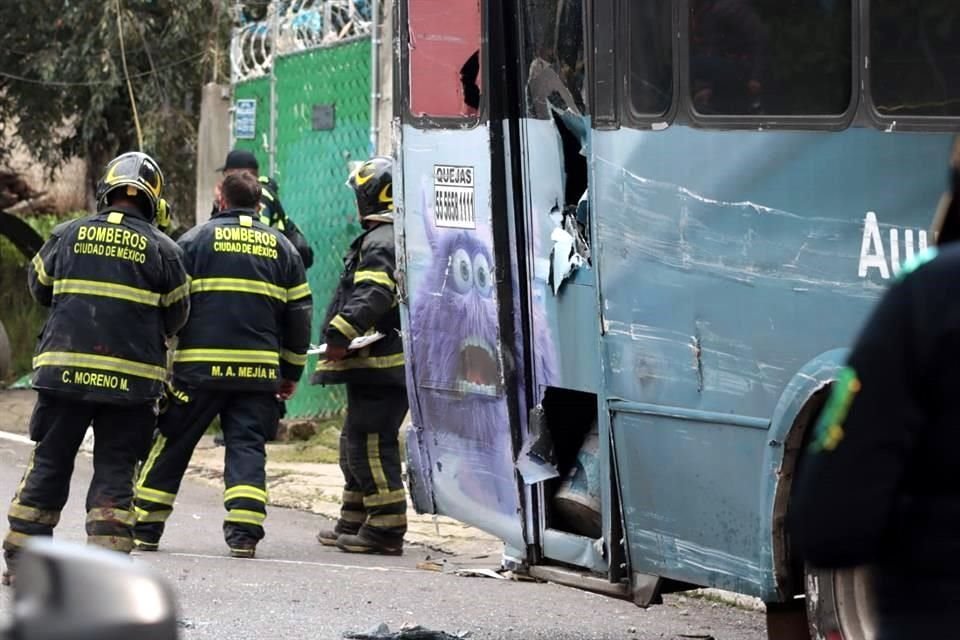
[516,406,560,485]
[548,226,584,294]
[344,623,472,640]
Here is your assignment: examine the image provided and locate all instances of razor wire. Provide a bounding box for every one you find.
[231,0,373,82]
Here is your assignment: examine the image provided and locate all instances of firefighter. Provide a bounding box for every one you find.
[313,157,408,556]
[2,152,190,586]
[132,171,311,559]
[215,149,314,268]
[790,138,960,638]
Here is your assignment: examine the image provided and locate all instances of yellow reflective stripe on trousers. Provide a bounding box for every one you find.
[134,506,172,523]
[190,277,287,302]
[224,485,268,503]
[173,349,279,365]
[363,489,407,507]
[340,510,366,523]
[136,486,177,507]
[367,514,407,528]
[287,282,311,301]
[137,435,167,491]
[280,349,307,366]
[353,270,395,290]
[225,509,266,526]
[87,508,136,527]
[366,434,389,493]
[329,314,360,340]
[53,278,161,306]
[33,351,166,381]
[31,253,52,286]
[8,503,60,526]
[88,535,134,552]
[161,280,191,306]
[315,353,405,372]
[3,531,34,550]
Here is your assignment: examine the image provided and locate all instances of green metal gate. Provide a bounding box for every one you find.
[233,37,371,418]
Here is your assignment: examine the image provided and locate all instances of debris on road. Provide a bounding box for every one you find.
[344,623,471,639]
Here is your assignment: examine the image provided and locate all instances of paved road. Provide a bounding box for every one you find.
[0,438,767,639]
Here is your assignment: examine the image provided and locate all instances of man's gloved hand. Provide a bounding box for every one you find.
[277,379,298,401]
[156,198,173,234]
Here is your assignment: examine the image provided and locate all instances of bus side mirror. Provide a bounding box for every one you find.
[5,539,178,640]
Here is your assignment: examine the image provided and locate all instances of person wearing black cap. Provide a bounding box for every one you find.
[214,150,314,269]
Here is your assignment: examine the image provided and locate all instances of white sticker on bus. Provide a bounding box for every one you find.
[858,211,929,280]
[433,164,476,229]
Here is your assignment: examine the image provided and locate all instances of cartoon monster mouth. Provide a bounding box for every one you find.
[458,336,499,396]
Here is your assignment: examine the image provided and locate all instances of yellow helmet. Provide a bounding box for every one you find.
[95,152,165,218]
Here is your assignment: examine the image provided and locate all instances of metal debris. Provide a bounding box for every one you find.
[344,623,471,640]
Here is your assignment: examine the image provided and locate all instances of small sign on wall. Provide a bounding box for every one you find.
[234,99,257,140]
[313,104,336,131]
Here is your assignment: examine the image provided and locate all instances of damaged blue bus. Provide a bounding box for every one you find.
[393,1,959,637]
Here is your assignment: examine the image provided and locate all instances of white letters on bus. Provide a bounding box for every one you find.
[858,211,928,280]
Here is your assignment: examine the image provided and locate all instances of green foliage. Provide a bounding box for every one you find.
[0,212,85,383]
[0,1,233,221]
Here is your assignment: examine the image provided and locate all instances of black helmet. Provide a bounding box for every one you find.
[95,152,164,219]
[347,157,393,219]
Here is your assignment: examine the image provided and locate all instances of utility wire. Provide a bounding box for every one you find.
[116,0,144,151]
[0,52,204,87]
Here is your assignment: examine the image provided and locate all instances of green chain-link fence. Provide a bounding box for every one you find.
[233,37,371,418]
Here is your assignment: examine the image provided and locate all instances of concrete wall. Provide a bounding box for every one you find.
[195,83,232,224]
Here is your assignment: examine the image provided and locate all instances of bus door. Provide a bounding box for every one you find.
[395,0,528,553]
[506,0,613,577]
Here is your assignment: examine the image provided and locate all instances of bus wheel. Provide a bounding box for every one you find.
[806,565,879,640]
[0,319,11,382]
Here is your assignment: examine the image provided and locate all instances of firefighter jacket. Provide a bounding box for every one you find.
[28,205,190,405]
[312,221,404,387]
[790,245,960,618]
[172,207,312,391]
[257,183,315,270]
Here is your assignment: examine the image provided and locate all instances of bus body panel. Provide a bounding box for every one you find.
[398,124,526,551]
[594,126,954,598]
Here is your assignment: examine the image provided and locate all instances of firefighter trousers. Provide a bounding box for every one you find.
[334,383,409,546]
[133,387,278,552]
[3,392,155,558]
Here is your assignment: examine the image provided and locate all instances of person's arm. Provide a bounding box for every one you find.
[791,275,925,568]
[279,253,312,392]
[27,226,66,307]
[324,234,396,355]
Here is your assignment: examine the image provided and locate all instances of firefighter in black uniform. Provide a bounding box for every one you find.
[313,157,408,556]
[216,149,314,268]
[791,138,960,638]
[132,171,311,558]
[2,152,190,586]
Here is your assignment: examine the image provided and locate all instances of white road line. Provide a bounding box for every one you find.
[0,430,33,445]
[166,551,422,573]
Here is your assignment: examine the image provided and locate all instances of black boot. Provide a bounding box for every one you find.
[335,533,403,556]
[2,550,17,587]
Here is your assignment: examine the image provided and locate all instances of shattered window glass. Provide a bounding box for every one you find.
[870,0,960,118]
[522,0,586,119]
[408,0,482,119]
[627,1,673,117]
[688,0,852,116]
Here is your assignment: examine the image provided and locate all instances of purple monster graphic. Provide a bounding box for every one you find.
[408,182,557,514]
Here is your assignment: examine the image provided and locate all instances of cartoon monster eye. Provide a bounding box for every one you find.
[473,253,492,296]
[452,248,473,293]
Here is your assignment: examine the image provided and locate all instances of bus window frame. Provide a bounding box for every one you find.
[620,0,680,130]
[682,0,861,131]
[862,0,960,132]
[399,0,487,130]
[586,0,617,129]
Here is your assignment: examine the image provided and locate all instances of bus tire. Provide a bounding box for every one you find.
[0,319,11,382]
[805,564,879,640]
